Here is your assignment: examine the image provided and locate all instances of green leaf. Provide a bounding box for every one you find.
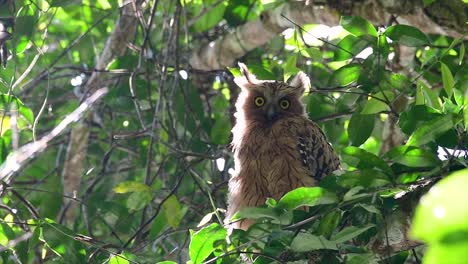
[163,195,187,228]
[318,210,342,238]
[361,91,394,114]
[238,207,291,225]
[423,0,436,6]
[149,209,168,239]
[411,169,468,243]
[465,89,468,133]
[440,62,454,97]
[340,16,377,37]
[384,25,429,47]
[126,191,152,211]
[334,35,371,61]
[337,169,390,188]
[459,42,465,65]
[348,113,375,146]
[406,115,453,146]
[384,146,441,168]
[331,224,374,243]
[329,63,362,86]
[277,187,337,210]
[210,115,231,145]
[192,2,228,32]
[113,181,152,194]
[341,146,393,176]
[189,223,227,264]
[290,233,337,252]
[15,16,35,37]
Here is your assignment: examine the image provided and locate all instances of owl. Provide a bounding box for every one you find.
[226,63,340,230]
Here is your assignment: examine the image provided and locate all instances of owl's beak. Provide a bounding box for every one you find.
[266,106,278,121]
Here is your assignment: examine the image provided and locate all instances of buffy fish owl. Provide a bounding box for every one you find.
[226,63,340,230]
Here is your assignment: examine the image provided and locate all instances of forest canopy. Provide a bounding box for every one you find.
[0,0,467,263]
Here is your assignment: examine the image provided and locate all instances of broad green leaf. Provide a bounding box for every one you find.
[334,35,371,61]
[348,113,375,146]
[341,146,393,176]
[126,191,153,211]
[411,169,468,243]
[318,210,342,238]
[361,91,394,114]
[163,195,187,228]
[331,224,374,243]
[189,223,227,264]
[423,241,468,264]
[149,209,168,239]
[277,187,337,210]
[384,25,429,47]
[415,80,442,110]
[192,2,228,32]
[384,146,441,168]
[290,233,337,252]
[238,207,291,225]
[0,222,15,245]
[15,16,35,37]
[109,255,129,264]
[340,16,377,37]
[210,115,231,145]
[329,63,362,86]
[337,169,390,188]
[406,115,453,146]
[440,62,454,97]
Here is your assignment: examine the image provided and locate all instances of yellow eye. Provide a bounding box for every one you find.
[254,96,265,107]
[279,99,290,109]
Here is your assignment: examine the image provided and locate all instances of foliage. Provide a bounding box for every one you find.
[0,0,466,263]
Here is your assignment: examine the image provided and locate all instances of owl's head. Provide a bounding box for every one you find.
[233,63,310,123]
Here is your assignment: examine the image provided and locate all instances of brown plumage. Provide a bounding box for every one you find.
[226,63,340,230]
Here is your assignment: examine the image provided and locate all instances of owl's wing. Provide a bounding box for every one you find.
[298,121,340,181]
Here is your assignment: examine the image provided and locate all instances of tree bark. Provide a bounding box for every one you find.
[190,0,467,71]
[60,3,141,224]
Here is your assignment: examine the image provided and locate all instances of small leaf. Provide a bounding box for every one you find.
[331,224,374,243]
[340,16,377,37]
[329,63,362,86]
[440,62,454,97]
[113,181,151,194]
[406,115,453,146]
[126,191,152,211]
[385,25,429,47]
[189,223,227,264]
[348,113,375,146]
[277,187,337,210]
[290,233,337,252]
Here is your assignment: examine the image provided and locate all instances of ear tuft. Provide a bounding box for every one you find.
[234,62,258,89]
[289,71,310,94]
